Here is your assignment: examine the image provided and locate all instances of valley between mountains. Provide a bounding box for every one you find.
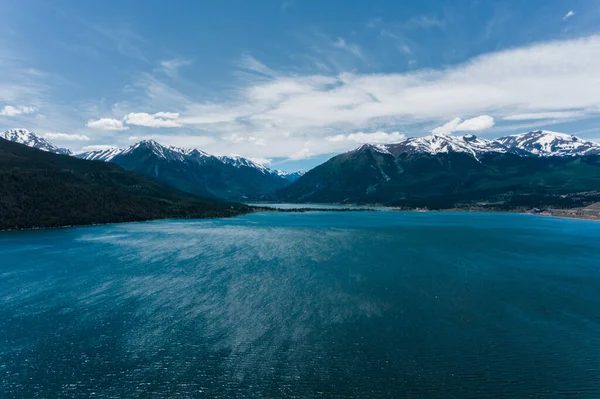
[2,127,600,229]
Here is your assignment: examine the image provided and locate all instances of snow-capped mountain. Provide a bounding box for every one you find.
[219,155,271,174]
[279,131,600,205]
[0,129,72,155]
[75,139,296,199]
[385,133,508,159]
[219,155,305,181]
[350,131,600,160]
[77,147,123,162]
[275,170,305,182]
[496,130,600,157]
[118,139,194,162]
[78,141,214,163]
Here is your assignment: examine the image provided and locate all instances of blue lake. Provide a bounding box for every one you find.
[1,212,599,398]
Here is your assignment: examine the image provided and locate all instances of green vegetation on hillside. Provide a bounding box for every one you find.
[278,147,600,209]
[0,139,249,230]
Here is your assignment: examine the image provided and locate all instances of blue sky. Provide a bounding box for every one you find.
[2,0,600,171]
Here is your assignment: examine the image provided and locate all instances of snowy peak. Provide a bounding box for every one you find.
[121,139,191,162]
[384,133,507,158]
[275,170,305,182]
[352,130,600,160]
[76,147,124,162]
[219,155,305,181]
[75,139,304,179]
[219,155,270,174]
[495,130,600,157]
[0,128,72,155]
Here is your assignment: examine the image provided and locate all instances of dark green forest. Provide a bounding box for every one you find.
[0,139,249,230]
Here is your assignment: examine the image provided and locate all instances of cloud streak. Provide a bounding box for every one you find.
[563,10,575,20]
[87,118,129,131]
[431,116,495,135]
[0,105,37,116]
[327,131,406,144]
[125,112,182,128]
[81,34,600,159]
[43,132,90,141]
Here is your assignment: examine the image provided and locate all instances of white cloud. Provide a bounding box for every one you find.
[238,54,276,77]
[159,59,192,78]
[224,134,266,146]
[431,118,462,135]
[289,147,312,160]
[454,115,495,131]
[563,10,575,20]
[83,34,600,160]
[332,38,365,59]
[124,112,182,128]
[431,115,495,135]
[0,105,37,116]
[153,112,179,119]
[87,118,129,131]
[503,111,585,120]
[43,132,90,141]
[249,157,272,165]
[326,131,406,144]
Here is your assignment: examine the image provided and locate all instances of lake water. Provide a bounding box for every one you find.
[1,212,599,398]
[246,202,386,210]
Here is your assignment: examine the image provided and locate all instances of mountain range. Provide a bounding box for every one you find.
[3,128,600,210]
[278,131,600,208]
[0,129,304,200]
[0,138,249,230]
[0,129,72,155]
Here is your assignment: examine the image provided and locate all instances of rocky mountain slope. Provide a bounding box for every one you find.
[279,131,600,208]
[1,129,303,200]
[0,138,248,230]
[0,129,71,155]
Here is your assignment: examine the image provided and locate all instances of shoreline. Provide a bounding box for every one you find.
[249,203,600,221]
[2,206,598,233]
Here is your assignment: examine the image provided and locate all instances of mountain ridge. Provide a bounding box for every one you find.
[0,138,249,230]
[278,131,600,208]
[0,129,72,155]
[1,129,304,200]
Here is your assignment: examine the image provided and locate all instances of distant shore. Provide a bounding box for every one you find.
[3,204,598,233]
[248,203,600,222]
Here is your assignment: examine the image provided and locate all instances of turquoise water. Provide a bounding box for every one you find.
[1,212,599,398]
[246,202,386,210]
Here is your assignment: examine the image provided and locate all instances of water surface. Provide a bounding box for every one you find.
[246,202,384,210]
[1,212,599,398]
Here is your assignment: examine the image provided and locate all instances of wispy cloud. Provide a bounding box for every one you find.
[563,10,575,20]
[124,112,182,128]
[87,118,129,131]
[92,25,147,61]
[503,111,585,121]
[431,116,495,135]
[159,59,192,77]
[74,34,600,159]
[238,54,277,77]
[332,38,365,59]
[224,134,267,146]
[326,131,406,144]
[403,15,445,30]
[43,132,90,141]
[250,157,272,165]
[0,105,37,116]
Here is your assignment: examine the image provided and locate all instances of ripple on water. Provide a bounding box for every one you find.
[0,211,599,398]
